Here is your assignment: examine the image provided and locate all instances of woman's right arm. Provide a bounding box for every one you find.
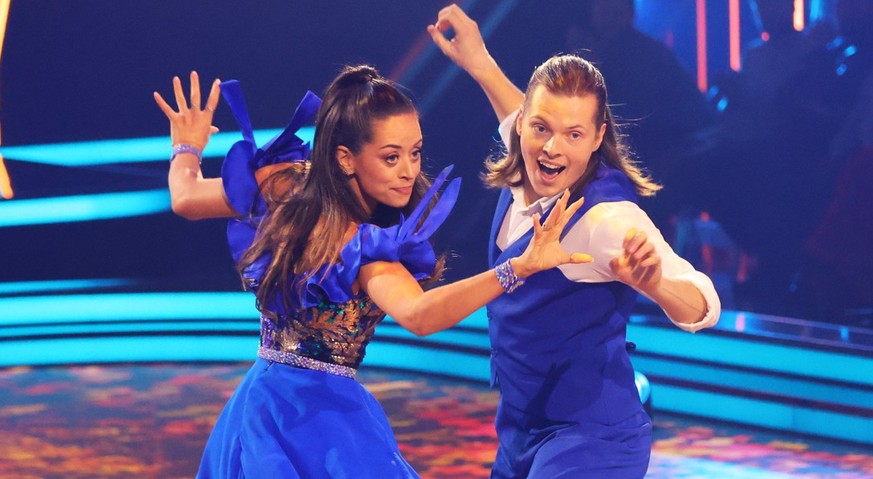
[428,4,523,121]
[155,71,237,220]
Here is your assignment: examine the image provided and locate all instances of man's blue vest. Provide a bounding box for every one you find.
[487,164,644,425]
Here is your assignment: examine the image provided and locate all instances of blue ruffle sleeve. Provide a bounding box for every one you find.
[299,166,461,308]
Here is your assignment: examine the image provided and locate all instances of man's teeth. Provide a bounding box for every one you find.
[538,160,566,174]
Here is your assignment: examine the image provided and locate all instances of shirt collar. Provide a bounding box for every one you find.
[509,185,561,216]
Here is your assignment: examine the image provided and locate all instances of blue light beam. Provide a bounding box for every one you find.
[0,127,315,167]
[0,189,170,227]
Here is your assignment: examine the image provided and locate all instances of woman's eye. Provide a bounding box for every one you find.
[411,150,422,161]
[385,154,399,164]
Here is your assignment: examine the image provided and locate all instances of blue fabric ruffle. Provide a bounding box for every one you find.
[219,80,321,218]
[299,165,461,308]
[219,81,321,285]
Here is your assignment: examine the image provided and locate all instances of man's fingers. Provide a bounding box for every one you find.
[445,4,475,29]
[639,256,660,269]
[623,228,638,246]
[628,241,653,262]
[427,24,453,55]
[610,257,622,273]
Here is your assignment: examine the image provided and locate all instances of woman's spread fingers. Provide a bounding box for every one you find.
[153,92,176,118]
[205,79,221,113]
[531,213,543,235]
[172,76,188,111]
[570,253,594,263]
[567,196,585,216]
[189,71,202,110]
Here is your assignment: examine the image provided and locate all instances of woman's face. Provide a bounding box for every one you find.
[340,112,423,214]
[516,85,606,205]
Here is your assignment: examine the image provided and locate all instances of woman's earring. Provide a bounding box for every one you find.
[335,146,356,177]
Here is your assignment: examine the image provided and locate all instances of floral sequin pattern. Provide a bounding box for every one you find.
[259,297,385,369]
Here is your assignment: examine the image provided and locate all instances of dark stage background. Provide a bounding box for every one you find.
[2,0,870,323]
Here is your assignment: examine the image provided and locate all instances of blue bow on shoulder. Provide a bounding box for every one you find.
[219,80,322,217]
[219,81,321,273]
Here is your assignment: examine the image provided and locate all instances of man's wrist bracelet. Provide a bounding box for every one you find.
[171,143,203,164]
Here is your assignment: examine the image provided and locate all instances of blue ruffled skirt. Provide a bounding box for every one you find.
[196,358,419,479]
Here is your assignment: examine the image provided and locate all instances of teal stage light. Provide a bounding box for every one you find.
[0,189,171,226]
[0,292,257,325]
[0,127,315,167]
[0,278,136,295]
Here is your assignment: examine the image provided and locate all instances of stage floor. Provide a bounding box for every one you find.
[2,363,871,479]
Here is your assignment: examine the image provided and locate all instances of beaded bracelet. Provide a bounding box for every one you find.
[170,143,203,164]
[495,259,525,293]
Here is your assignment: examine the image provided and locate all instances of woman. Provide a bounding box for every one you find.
[154,65,592,478]
[428,6,721,478]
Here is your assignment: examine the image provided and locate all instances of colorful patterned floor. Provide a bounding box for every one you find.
[1,363,871,479]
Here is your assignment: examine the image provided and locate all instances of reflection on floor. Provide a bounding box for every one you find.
[1,363,871,479]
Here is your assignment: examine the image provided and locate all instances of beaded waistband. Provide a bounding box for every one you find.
[257,347,357,379]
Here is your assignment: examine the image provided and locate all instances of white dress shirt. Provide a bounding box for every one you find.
[497,112,720,332]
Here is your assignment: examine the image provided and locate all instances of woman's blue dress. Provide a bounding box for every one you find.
[195,82,460,478]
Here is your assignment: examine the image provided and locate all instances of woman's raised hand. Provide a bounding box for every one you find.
[514,191,593,278]
[427,4,497,78]
[153,71,221,150]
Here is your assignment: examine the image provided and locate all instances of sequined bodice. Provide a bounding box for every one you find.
[259,296,385,370]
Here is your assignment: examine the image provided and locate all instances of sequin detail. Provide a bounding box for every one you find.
[258,347,357,379]
[258,296,385,373]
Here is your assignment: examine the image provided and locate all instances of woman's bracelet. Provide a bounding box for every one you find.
[170,143,203,164]
[495,259,525,293]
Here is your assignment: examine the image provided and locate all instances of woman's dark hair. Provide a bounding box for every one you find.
[239,65,439,315]
[483,54,660,197]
